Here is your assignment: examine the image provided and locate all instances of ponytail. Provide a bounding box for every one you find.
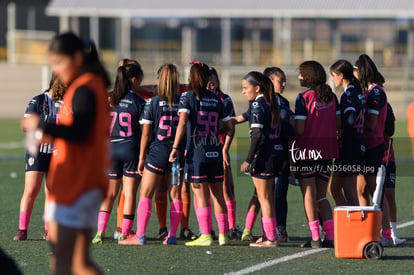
[188,61,210,99]
[110,63,142,107]
[299,60,333,104]
[262,75,280,124]
[244,71,279,124]
[158,64,179,107]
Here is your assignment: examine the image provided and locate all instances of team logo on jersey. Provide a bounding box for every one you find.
[252,102,259,108]
[28,157,35,166]
[373,88,381,95]
[205,152,219,158]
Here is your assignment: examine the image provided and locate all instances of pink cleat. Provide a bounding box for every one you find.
[118,234,146,246]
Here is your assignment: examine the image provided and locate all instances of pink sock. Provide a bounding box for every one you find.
[215,213,229,234]
[19,211,31,230]
[196,207,210,235]
[323,219,334,240]
[382,227,392,239]
[226,199,236,229]
[122,217,134,236]
[169,199,183,238]
[136,197,152,237]
[262,217,276,241]
[208,202,213,232]
[97,211,111,234]
[308,220,320,241]
[244,210,257,230]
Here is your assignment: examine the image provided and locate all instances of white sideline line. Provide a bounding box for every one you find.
[397,220,414,229]
[226,219,414,275]
[224,248,328,275]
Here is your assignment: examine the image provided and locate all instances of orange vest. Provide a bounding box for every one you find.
[407,101,414,160]
[47,73,109,205]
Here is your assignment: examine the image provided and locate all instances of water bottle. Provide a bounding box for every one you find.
[25,129,43,157]
[171,155,180,186]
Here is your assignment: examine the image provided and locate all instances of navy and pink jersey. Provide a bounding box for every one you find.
[294,88,340,160]
[109,90,146,161]
[364,84,387,149]
[383,103,395,163]
[340,84,365,141]
[215,89,236,145]
[178,89,230,163]
[140,95,181,149]
[25,92,63,155]
[277,93,291,110]
[242,94,274,156]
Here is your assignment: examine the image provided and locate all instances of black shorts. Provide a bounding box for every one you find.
[249,153,279,180]
[361,143,385,176]
[107,159,140,179]
[383,162,396,188]
[294,159,333,182]
[25,153,51,172]
[184,161,224,183]
[337,140,364,177]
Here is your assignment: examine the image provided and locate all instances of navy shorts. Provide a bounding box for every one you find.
[383,162,396,188]
[184,160,224,183]
[25,153,51,172]
[362,143,385,176]
[107,159,140,179]
[145,144,185,175]
[337,140,364,177]
[294,159,333,182]
[249,153,280,180]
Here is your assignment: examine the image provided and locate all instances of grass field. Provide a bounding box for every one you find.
[0,118,413,274]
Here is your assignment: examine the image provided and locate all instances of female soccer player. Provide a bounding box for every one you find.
[170,61,233,246]
[263,66,294,242]
[354,54,387,206]
[14,77,66,241]
[207,66,240,239]
[22,32,110,274]
[233,71,282,247]
[379,102,406,246]
[294,61,340,248]
[329,59,365,206]
[92,62,145,244]
[119,63,183,245]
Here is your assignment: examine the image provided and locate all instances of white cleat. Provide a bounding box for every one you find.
[392,237,406,246]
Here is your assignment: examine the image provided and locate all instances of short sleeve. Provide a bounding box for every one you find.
[140,98,154,124]
[366,87,386,115]
[178,92,191,114]
[250,101,264,128]
[294,94,307,120]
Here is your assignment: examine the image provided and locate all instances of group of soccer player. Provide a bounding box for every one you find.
[15,31,406,257]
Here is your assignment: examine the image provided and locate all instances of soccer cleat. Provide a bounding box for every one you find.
[185,234,213,246]
[322,239,334,248]
[249,239,279,247]
[118,234,127,241]
[241,229,253,242]
[157,227,168,240]
[13,229,27,241]
[180,228,197,240]
[219,234,230,246]
[392,237,407,246]
[380,237,393,247]
[118,235,146,245]
[163,236,177,245]
[113,227,122,240]
[228,227,243,240]
[278,228,290,243]
[301,239,321,248]
[92,232,104,244]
